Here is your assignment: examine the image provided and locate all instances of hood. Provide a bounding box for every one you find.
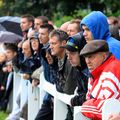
[80,11,111,40]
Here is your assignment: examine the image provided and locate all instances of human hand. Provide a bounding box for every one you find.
[23,74,30,80]
[108,113,120,120]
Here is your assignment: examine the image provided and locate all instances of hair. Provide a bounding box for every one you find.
[21,14,34,27]
[108,16,118,25]
[40,23,54,33]
[4,43,18,52]
[36,16,49,24]
[69,19,81,32]
[49,29,68,42]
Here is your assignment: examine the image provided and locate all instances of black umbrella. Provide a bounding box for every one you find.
[0,31,22,43]
[0,16,23,36]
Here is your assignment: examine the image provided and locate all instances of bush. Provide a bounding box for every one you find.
[0,111,8,120]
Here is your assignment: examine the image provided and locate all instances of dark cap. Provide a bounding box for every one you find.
[80,40,109,56]
[61,32,86,52]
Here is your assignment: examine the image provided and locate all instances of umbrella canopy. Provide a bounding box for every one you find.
[0,31,22,43]
[0,16,23,36]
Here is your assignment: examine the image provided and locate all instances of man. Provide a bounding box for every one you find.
[80,40,120,120]
[35,24,54,120]
[49,29,79,120]
[49,29,77,95]
[80,11,120,60]
[6,40,36,120]
[18,14,34,49]
[38,23,54,81]
[60,21,70,32]
[20,14,34,38]
[62,33,88,106]
[0,44,18,111]
[67,19,81,36]
[34,16,48,32]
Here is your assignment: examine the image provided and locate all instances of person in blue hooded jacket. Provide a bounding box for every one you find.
[80,11,120,60]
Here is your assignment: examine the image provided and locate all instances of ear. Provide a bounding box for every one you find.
[61,40,67,46]
[14,52,17,57]
[29,22,33,28]
[102,52,108,60]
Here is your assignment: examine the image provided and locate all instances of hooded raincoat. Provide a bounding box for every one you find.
[80,11,120,60]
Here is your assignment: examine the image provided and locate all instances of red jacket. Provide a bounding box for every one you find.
[81,55,120,120]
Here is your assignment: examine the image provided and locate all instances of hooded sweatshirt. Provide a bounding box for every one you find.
[80,11,120,60]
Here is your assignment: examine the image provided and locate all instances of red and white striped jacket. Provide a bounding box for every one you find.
[81,55,120,120]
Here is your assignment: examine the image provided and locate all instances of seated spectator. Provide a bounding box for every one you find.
[80,40,120,120]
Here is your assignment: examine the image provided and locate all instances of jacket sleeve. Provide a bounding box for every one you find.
[81,98,104,120]
[81,72,120,120]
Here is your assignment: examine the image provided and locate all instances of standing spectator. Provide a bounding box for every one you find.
[67,19,81,36]
[0,43,18,111]
[34,16,48,32]
[109,25,120,40]
[35,24,54,120]
[80,40,120,120]
[80,11,120,60]
[62,33,88,106]
[107,16,118,26]
[18,14,34,49]
[49,29,77,94]
[0,53,7,103]
[60,21,70,32]
[20,14,34,39]
[38,23,54,81]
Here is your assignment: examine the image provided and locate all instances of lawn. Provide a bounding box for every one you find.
[0,111,8,120]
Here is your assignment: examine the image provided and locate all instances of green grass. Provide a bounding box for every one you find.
[0,111,8,120]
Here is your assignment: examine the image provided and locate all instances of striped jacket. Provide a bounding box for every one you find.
[81,55,120,120]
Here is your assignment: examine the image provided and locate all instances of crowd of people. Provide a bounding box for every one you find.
[0,11,120,120]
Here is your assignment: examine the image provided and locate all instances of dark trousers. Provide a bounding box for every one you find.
[35,101,53,120]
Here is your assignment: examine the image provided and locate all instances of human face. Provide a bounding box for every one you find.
[67,23,79,36]
[85,52,106,72]
[34,18,43,32]
[45,51,53,65]
[66,50,80,66]
[39,28,49,45]
[20,18,32,32]
[0,53,6,63]
[49,36,65,58]
[5,50,16,61]
[22,41,32,58]
[31,39,39,51]
[82,25,93,43]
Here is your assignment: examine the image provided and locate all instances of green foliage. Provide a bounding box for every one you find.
[73,9,91,19]
[52,12,73,27]
[0,0,119,26]
[52,9,92,27]
[0,111,8,120]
